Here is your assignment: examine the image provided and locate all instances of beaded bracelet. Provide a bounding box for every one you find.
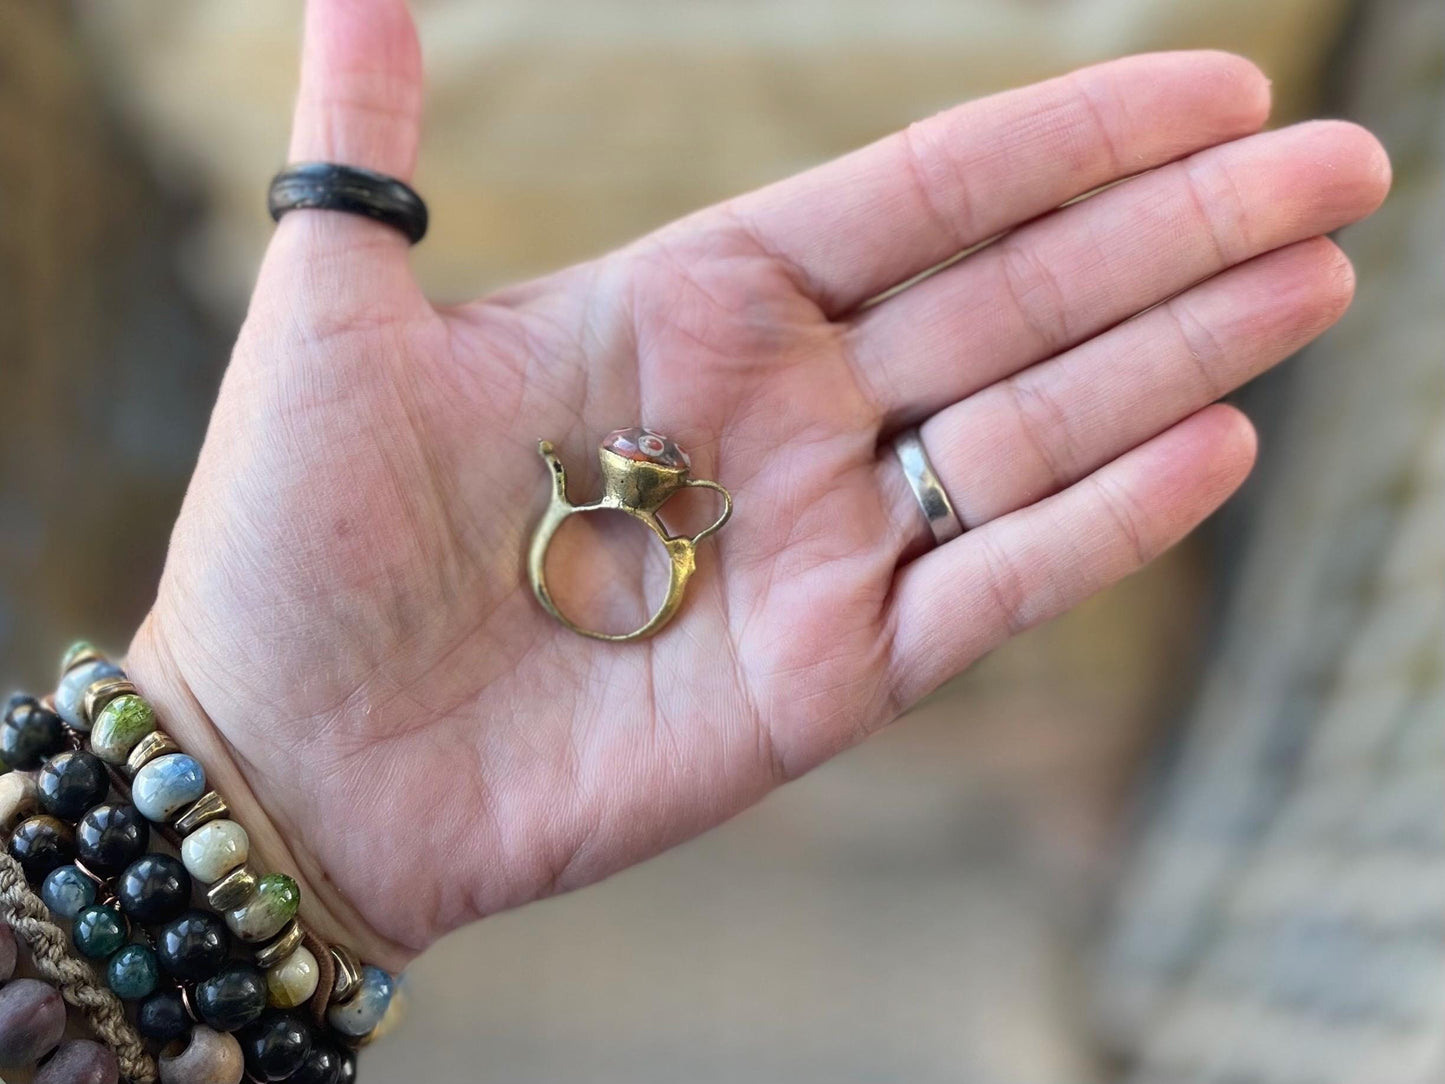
[2,643,400,1083]
[2,710,349,1083]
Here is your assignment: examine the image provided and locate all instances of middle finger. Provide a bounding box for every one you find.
[848,120,1389,423]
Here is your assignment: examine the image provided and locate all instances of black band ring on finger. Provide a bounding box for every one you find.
[267,162,429,245]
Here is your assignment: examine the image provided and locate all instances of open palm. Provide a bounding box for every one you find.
[127,0,1389,969]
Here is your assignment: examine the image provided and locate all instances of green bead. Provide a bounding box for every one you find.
[225,873,300,942]
[90,695,156,764]
[107,942,159,1000]
[73,905,127,959]
[60,641,100,674]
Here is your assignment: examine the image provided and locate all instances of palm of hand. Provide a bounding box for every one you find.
[146,218,899,956]
[127,0,1388,968]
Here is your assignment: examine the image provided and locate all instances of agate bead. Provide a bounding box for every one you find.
[291,1040,346,1084]
[55,660,123,729]
[326,965,394,1038]
[35,1038,119,1084]
[0,698,67,771]
[157,910,230,982]
[76,802,149,875]
[72,904,127,959]
[158,1025,245,1084]
[8,815,75,882]
[0,978,65,1066]
[133,754,207,823]
[225,873,299,943]
[181,819,249,884]
[265,946,320,1010]
[90,695,155,764]
[41,864,97,919]
[106,942,160,1000]
[59,641,102,674]
[36,1040,118,1084]
[137,990,191,1042]
[117,853,192,925]
[195,962,268,1032]
[37,750,111,821]
[240,1012,312,1081]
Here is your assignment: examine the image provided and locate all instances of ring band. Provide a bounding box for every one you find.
[892,427,964,546]
[267,162,429,244]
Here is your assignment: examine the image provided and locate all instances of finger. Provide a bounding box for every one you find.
[880,238,1350,553]
[852,120,1391,421]
[888,404,1257,706]
[276,0,424,256]
[723,51,1271,316]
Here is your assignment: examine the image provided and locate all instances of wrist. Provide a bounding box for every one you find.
[125,611,414,975]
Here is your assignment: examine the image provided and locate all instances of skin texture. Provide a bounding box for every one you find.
[125,0,1391,971]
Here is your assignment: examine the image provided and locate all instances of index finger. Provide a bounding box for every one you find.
[723,51,1272,316]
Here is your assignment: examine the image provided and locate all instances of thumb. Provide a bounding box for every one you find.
[260,0,426,296]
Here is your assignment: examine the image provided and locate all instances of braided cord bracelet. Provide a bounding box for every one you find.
[0,852,154,1082]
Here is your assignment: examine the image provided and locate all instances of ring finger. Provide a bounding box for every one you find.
[881,236,1355,555]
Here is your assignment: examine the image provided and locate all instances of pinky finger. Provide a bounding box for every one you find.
[888,404,1257,706]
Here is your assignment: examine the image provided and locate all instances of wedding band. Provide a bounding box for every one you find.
[892,428,964,546]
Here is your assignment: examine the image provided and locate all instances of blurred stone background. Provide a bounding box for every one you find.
[3,1,1438,1082]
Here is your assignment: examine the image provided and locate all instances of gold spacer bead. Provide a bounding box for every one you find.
[254,919,305,969]
[82,677,138,728]
[124,731,182,778]
[174,791,229,834]
[207,864,257,910]
[329,944,363,1004]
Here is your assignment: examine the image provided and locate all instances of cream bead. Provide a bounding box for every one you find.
[158,1025,243,1084]
[180,820,249,884]
[0,773,38,831]
[265,946,320,1010]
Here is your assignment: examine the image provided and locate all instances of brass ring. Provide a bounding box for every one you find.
[528,428,732,642]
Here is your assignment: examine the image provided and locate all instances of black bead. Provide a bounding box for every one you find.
[117,853,192,925]
[75,802,149,876]
[194,961,267,1032]
[241,1013,313,1080]
[136,989,191,1042]
[156,910,230,982]
[337,1046,357,1083]
[0,697,67,771]
[8,815,75,882]
[37,751,111,821]
[291,1040,346,1084]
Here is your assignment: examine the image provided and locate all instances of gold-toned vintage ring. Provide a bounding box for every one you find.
[528,427,732,641]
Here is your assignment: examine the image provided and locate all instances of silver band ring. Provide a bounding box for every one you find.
[892,427,964,546]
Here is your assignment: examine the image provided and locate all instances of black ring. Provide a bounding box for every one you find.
[267,162,428,244]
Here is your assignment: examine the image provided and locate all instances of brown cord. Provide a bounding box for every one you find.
[0,852,157,1084]
[302,927,336,1027]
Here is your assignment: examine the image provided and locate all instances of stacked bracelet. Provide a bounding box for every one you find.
[0,642,398,1084]
[0,911,135,1082]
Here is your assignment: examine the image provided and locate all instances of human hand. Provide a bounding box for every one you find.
[126,0,1390,970]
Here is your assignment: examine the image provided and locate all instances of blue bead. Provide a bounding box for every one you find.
[54,660,123,730]
[41,865,96,919]
[107,943,159,1000]
[326,965,394,1037]
[131,754,206,823]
